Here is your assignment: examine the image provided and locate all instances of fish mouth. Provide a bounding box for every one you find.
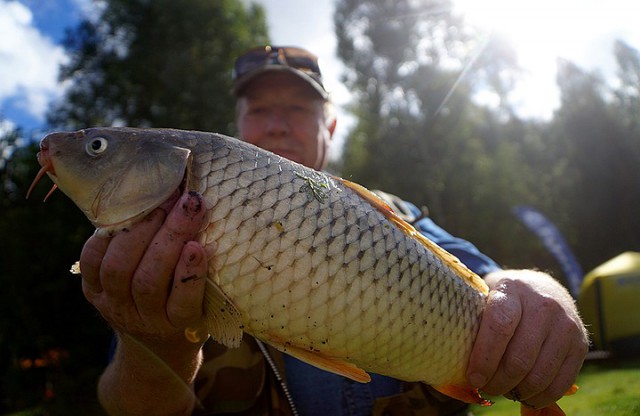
[26,135,58,201]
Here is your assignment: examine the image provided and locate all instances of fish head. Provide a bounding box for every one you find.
[30,128,191,232]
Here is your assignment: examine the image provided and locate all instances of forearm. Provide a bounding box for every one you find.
[98,333,204,416]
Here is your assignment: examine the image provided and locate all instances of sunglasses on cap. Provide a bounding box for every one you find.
[232,46,327,97]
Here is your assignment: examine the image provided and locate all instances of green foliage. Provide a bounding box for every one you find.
[3,0,640,411]
[1,139,109,414]
[549,57,640,271]
[334,0,546,269]
[48,0,269,135]
[335,0,640,279]
[2,0,269,413]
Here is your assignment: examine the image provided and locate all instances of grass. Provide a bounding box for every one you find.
[471,358,640,415]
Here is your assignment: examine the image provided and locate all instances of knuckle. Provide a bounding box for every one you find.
[567,321,590,353]
[538,296,560,312]
[522,370,550,394]
[168,304,195,327]
[545,382,569,403]
[131,267,160,296]
[81,280,98,301]
[487,306,518,337]
[485,288,522,338]
[575,337,590,357]
[504,354,532,380]
[99,259,120,281]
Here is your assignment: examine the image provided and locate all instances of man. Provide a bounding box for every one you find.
[81,46,588,415]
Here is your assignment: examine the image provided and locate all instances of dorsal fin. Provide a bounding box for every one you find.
[335,177,489,296]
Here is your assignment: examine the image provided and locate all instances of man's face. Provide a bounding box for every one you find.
[236,72,335,170]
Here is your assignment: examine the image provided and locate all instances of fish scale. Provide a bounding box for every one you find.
[29,128,573,415]
[184,133,485,386]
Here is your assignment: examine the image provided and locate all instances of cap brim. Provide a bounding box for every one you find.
[232,65,329,99]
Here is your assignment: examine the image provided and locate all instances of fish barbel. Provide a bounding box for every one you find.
[29,127,573,415]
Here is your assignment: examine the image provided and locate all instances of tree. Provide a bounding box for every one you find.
[550,58,640,271]
[1,132,103,413]
[333,0,536,267]
[2,1,270,412]
[48,0,269,135]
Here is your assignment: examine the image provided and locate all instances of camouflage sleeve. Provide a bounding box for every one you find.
[193,337,293,415]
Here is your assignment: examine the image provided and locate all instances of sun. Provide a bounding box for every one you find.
[454,0,587,61]
[453,0,591,118]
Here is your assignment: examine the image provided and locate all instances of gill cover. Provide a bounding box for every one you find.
[46,129,192,231]
[89,137,192,229]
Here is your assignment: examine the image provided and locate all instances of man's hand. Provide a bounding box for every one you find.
[80,190,209,351]
[80,191,210,415]
[466,270,589,409]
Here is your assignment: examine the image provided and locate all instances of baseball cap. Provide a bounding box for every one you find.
[232,45,329,99]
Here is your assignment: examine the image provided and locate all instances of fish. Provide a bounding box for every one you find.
[28,127,574,415]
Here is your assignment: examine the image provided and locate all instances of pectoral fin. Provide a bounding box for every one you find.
[203,278,244,348]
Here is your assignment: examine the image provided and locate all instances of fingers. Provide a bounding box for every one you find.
[479,294,557,396]
[131,192,206,329]
[467,272,588,410]
[79,233,111,297]
[78,191,208,340]
[101,208,168,307]
[167,241,208,328]
[522,346,584,408]
[512,313,588,408]
[467,285,522,389]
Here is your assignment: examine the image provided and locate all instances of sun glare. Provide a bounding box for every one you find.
[454,0,602,118]
[455,0,588,50]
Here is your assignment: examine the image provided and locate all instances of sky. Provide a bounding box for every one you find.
[1,0,640,158]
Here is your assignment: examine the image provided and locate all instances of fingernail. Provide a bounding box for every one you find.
[469,373,487,388]
[182,191,203,216]
[183,241,203,266]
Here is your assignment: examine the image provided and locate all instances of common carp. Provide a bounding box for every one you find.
[29,127,573,415]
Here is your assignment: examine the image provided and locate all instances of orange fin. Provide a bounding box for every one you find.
[280,343,371,383]
[521,402,565,416]
[431,384,492,407]
[519,384,576,416]
[565,383,579,396]
[335,177,489,296]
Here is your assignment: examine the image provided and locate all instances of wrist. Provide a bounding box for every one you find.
[98,332,205,415]
[117,330,206,382]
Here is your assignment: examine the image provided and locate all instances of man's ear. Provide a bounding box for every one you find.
[328,117,337,138]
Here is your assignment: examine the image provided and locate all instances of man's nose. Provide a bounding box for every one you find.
[266,110,290,134]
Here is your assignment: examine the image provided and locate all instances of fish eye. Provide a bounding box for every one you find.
[86,137,108,156]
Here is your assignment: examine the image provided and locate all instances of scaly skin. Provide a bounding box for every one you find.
[32,128,572,414]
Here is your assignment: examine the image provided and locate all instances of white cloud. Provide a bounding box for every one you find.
[0,0,68,121]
